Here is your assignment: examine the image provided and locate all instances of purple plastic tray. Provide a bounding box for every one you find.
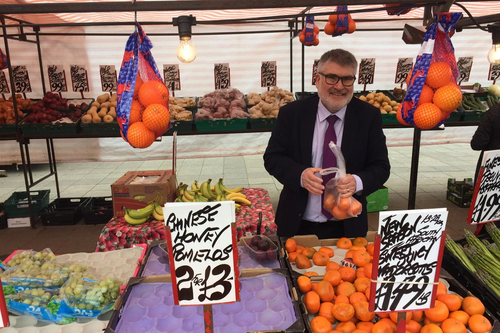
[115,273,296,333]
[141,246,280,277]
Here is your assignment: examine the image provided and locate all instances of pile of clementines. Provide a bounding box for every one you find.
[284,237,493,333]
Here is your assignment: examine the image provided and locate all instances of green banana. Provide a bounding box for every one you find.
[124,213,148,225]
[126,203,155,219]
[194,193,208,202]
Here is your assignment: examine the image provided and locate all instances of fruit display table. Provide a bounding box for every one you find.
[95,188,277,251]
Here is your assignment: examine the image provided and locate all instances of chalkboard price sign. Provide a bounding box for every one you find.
[457,57,473,84]
[214,63,230,90]
[395,58,413,84]
[358,58,376,85]
[261,61,277,87]
[47,65,68,92]
[70,65,89,92]
[99,65,117,92]
[12,66,31,93]
[163,64,181,91]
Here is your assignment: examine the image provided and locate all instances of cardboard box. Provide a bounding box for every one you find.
[366,186,389,213]
[7,217,30,228]
[447,178,474,197]
[446,191,472,208]
[111,170,177,217]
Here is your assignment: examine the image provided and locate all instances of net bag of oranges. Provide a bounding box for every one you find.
[116,23,171,149]
[320,142,362,220]
[399,12,463,130]
[323,6,356,37]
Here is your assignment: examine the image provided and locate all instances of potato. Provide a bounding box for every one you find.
[368,100,375,105]
[359,95,367,101]
[366,93,375,100]
[390,101,397,107]
[380,109,388,114]
[383,105,392,112]
[383,96,391,103]
[376,95,384,103]
[392,106,399,111]
[373,102,381,108]
[382,102,388,107]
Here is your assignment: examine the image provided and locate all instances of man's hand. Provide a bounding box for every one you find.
[337,174,356,198]
[302,168,324,195]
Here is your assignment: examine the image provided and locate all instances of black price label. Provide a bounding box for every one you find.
[469,151,500,224]
[12,66,31,93]
[0,72,9,94]
[70,65,89,92]
[261,61,277,88]
[312,59,319,85]
[457,57,473,84]
[163,64,180,91]
[488,64,500,82]
[395,58,413,84]
[47,65,68,92]
[99,65,117,92]
[358,58,375,85]
[214,63,230,90]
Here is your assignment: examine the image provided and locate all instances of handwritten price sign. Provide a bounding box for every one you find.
[395,58,413,84]
[99,65,117,92]
[312,59,319,85]
[261,61,277,87]
[371,208,448,312]
[70,65,89,92]
[468,150,500,225]
[457,57,473,84]
[214,63,230,90]
[12,65,31,93]
[358,58,375,85]
[488,64,500,82]
[164,201,239,306]
[47,65,68,92]
[0,71,9,94]
[163,64,181,91]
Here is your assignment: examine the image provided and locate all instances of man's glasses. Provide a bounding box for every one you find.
[318,72,356,87]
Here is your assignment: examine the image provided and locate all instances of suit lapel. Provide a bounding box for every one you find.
[341,99,359,165]
[301,96,319,165]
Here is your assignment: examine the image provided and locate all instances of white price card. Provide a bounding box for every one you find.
[488,63,500,82]
[163,64,181,91]
[395,58,413,84]
[0,278,9,328]
[163,201,240,306]
[261,61,277,87]
[312,59,319,85]
[468,149,500,225]
[99,65,117,92]
[214,63,230,90]
[47,65,68,92]
[358,58,376,85]
[0,71,9,94]
[70,65,89,92]
[12,65,31,93]
[370,208,448,312]
[457,57,473,84]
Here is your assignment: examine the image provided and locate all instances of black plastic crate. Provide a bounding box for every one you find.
[0,203,7,229]
[248,117,277,129]
[294,92,317,100]
[446,190,472,208]
[83,197,113,225]
[40,197,91,226]
[442,233,500,321]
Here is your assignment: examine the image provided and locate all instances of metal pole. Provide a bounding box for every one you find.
[301,16,305,94]
[289,20,293,93]
[408,128,421,209]
[34,26,46,95]
[49,138,61,198]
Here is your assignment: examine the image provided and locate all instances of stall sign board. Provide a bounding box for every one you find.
[99,65,117,92]
[163,64,181,91]
[0,71,9,94]
[47,65,68,92]
[261,61,277,87]
[312,59,319,85]
[395,58,413,84]
[370,208,448,313]
[457,57,473,84]
[488,63,500,82]
[358,58,376,85]
[12,65,31,93]
[70,65,89,92]
[163,201,239,306]
[0,278,9,328]
[214,63,230,90]
[468,149,500,225]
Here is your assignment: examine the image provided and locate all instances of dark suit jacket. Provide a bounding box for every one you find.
[263,95,390,238]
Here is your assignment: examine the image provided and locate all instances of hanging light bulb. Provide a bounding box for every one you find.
[487,23,500,65]
[177,37,197,63]
[173,15,197,64]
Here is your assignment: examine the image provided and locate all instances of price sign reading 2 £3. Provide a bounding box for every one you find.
[371,208,448,312]
[163,201,240,306]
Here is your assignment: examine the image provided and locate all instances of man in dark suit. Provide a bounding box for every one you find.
[264,49,390,239]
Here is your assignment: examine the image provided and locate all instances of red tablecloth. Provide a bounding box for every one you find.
[95,188,276,251]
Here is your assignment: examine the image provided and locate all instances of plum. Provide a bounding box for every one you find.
[266,248,275,261]
[255,250,267,263]
[257,240,270,251]
[251,235,262,246]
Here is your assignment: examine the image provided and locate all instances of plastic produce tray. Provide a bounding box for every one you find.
[248,117,277,129]
[106,270,304,333]
[195,118,248,132]
[40,197,91,226]
[83,196,113,225]
[19,110,83,135]
[442,233,500,320]
[0,314,109,333]
[4,190,50,219]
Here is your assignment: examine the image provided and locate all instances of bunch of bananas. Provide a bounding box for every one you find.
[174,179,250,210]
[124,203,155,225]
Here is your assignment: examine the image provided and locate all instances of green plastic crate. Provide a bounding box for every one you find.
[248,117,277,129]
[166,120,193,134]
[444,111,463,122]
[4,190,50,218]
[381,114,398,124]
[195,118,248,132]
[462,110,484,122]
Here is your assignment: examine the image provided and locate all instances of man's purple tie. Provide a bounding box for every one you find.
[322,114,338,219]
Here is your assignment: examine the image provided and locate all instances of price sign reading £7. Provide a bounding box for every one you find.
[358,58,376,85]
[468,149,500,225]
[261,61,277,87]
[47,65,68,92]
[99,65,117,92]
[370,208,448,312]
[214,63,230,90]
[395,58,413,84]
[12,65,31,93]
[163,201,240,306]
